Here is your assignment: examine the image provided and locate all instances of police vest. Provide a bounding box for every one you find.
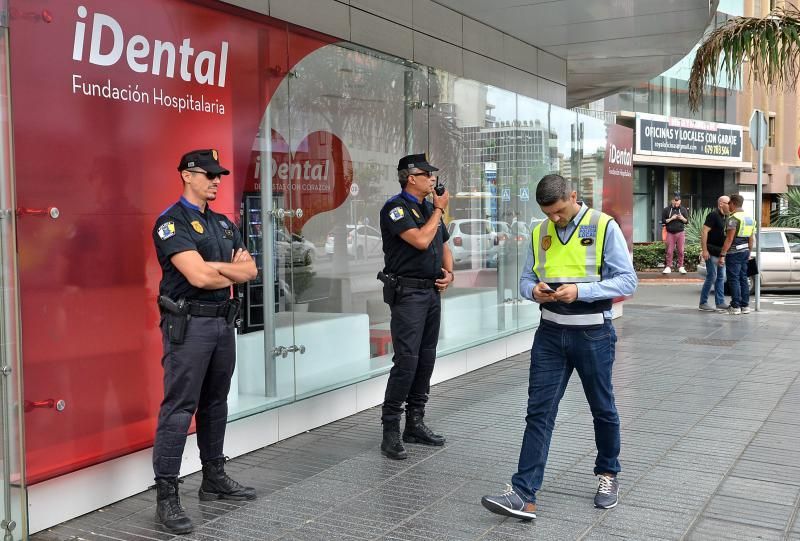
[731,211,755,238]
[531,208,613,325]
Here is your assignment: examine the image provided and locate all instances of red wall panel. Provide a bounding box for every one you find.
[10,0,331,483]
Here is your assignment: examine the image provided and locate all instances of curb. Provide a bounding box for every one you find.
[638,278,703,284]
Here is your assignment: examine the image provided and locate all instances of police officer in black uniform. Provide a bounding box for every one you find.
[152,149,258,534]
[378,153,454,460]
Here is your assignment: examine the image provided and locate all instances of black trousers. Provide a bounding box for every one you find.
[153,316,236,479]
[381,288,441,424]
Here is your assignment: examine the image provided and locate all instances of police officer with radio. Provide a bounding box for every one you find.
[152,149,258,534]
[378,153,454,460]
[481,174,637,520]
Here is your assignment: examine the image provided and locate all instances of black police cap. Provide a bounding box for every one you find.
[177,149,230,175]
[397,153,438,172]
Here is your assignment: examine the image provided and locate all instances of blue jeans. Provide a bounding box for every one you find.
[726,250,750,308]
[700,255,726,307]
[511,320,620,503]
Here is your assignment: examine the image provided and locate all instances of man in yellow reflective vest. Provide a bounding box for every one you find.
[718,193,755,315]
[482,174,637,520]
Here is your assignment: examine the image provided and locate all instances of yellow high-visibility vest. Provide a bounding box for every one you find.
[531,208,612,283]
[731,211,754,238]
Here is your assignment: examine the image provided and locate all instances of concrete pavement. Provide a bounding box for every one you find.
[33,293,800,541]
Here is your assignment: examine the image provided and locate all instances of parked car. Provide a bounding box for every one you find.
[275,230,316,266]
[324,224,383,258]
[490,221,512,246]
[510,221,531,241]
[697,227,800,292]
[491,220,532,265]
[447,219,498,267]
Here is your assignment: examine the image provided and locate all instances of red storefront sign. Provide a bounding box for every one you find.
[9,0,343,483]
[602,124,634,251]
[245,130,353,233]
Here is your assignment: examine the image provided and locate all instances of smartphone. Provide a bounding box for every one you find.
[540,286,555,294]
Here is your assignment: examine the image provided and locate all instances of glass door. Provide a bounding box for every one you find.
[229,29,297,418]
[282,42,429,399]
[0,25,27,541]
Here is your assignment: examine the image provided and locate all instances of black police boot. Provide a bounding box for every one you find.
[155,478,194,534]
[381,421,408,460]
[198,458,257,501]
[403,410,445,446]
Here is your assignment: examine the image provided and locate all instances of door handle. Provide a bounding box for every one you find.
[17,206,60,219]
[24,398,66,412]
[286,345,306,354]
[267,208,304,220]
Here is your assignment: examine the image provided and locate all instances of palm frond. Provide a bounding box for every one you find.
[770,187,800,227]
[688,4,800,111]
[685,207,712,245]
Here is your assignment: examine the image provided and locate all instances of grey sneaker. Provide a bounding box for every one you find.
[481,484,537,520]
[741,307,751,314]
[726,307,742,315]
[716,303,730,310]
[698,303,716,312]
[594,474,619,509]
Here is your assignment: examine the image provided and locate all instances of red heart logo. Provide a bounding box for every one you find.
[245,130,353,233]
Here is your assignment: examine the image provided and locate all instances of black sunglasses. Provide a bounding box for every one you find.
[186,169,222,180]
[411,172,436,178]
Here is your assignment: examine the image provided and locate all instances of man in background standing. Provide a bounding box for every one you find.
[699,195,730,312]
[662,194,689,274]
[719,194,754,315]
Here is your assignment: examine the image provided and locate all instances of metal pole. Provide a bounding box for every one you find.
[261,107,277,397]
[404,71,414,154]
[755,142,763,311]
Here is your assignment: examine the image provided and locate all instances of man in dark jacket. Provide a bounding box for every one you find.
[662,194,689,274]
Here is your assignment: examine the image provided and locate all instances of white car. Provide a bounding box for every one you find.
[510,221,531,242]
[275,230,316,266]
[490,221,512,246]
[698,227,800,291]
[446,219,498,267]
[325,224,383,258]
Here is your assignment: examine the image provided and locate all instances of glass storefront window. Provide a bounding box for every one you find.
[633,167,655,242]
[7,0,611,484]
[0,27,27,539]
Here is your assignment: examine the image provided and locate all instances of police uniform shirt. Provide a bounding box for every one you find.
[380,191,450,279]
[153,196,244,302]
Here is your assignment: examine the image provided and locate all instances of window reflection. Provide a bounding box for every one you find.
[229,40,612,420]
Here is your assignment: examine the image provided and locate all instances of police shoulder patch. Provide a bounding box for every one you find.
[157,221,176,240]
[389,207,405,222]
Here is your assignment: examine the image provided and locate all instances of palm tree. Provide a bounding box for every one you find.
[771,187,800,227]
[688,4,800,111]
[685,207,712,245]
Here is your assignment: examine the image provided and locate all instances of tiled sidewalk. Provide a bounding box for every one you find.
[34,305,800,540]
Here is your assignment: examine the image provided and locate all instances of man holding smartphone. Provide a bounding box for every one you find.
[481,174,637,519]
